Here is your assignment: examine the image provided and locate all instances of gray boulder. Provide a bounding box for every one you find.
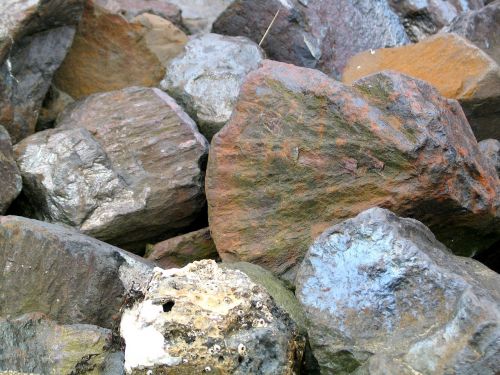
[296,207,500,375]
[120,260,305,374]
[161,33,264,140]
[389,0,485,42]
[213,0,409,79]
[443,0,500,64]
[479,139,500,176]
[0,126,21,213]
[14,87,209,250]
[0,312,120,374]
[0,0,84,143]
[0,215,154,328]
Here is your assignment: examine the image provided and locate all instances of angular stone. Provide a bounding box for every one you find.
[167,0,235,34]
[444,0,500,64]
[296,207,500,375]
[389,0,485,42]
[94,0,182,25]
[53,0,187,100]
[0,216,153,328]
[343,33,500,140]
[14,87,209,249]
[479,139,500,176]
[206,60,500,280]
[213,0,408,79]
[0,312,117,375]
[0,126,21,214]
[160,33,264,140]
[0,0,84,143]
[147,228,218,269]
[120,260,305,374]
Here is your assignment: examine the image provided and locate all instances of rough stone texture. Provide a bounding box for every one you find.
[443,0,500,64]
[94,0,182,25]
[206,60,500,280]
[0,126,21,214]
[146,228,218,269]
[212,0,409,79]
[0,312,117,375]
[0,0,84,143]
[14,87,209,249]
[160,33,264,140]
[120,260,305,374]
[167,0,234,34]
[0,216,153,331]
[389,0,485,42]
[343,33,500,141]
[53,0,187,100]
[296,207,500,375]
[479,139,500,176]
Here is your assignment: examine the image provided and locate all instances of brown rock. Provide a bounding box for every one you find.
[14,87,209,249]
[53,0,187,100]
[0,126,21,213]
[0,0,84,143]
[206,60,500,279]
[94,0,182,25]
[212,0,409,79]
[147,227,218,269]
[343,33,500,140]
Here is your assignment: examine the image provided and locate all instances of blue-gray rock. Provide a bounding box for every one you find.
[479,139,500,176]
[296,208,500,375]
[160,33,264,140]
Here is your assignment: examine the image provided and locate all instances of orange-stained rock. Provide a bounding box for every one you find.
[206,60,500,280]
[343,33,500,140]
[53,0,187,99]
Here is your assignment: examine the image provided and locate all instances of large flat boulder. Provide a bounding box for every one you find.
[14,87,209,250]
[160,33,264,140]
[206,60,500,280]
[120,260,305,374]
[0,216,153,328]
[343,33,500,140]
[0,0,84,143]
[213,0,409,79]
[296,208,500,375]
[53,0,187,100]
[0,126,21,214]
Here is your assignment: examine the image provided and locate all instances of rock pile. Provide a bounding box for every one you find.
[0,0,499,374]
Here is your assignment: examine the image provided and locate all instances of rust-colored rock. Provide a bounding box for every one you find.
[343,33,500,140]
[206,60,500,280]
[146,227,219,269]
[53,0,187,99]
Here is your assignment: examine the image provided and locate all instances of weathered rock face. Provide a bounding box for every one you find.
[147,227,218,269]
[53,0,187,100]
[0,216,153,328]
[160,33,264,140]
[479,139,500,176]
[36,85,75,131]
[343,33,500,141]
[120,260,305,374]
[167,0,234,34]
[206,60,500,280]
[212,0,409,79]
[0,313,118,375]
[443,0,500,64]
[14,87,209,249]
[0,0,84,143]
[94,0,182,25]
[0,126,21,214]
[389,0,485,42]
[296,208,500,375]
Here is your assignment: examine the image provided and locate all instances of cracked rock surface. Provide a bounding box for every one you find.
[296,207,500,375]
[120,260,305,374]
[14,87,209,250]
